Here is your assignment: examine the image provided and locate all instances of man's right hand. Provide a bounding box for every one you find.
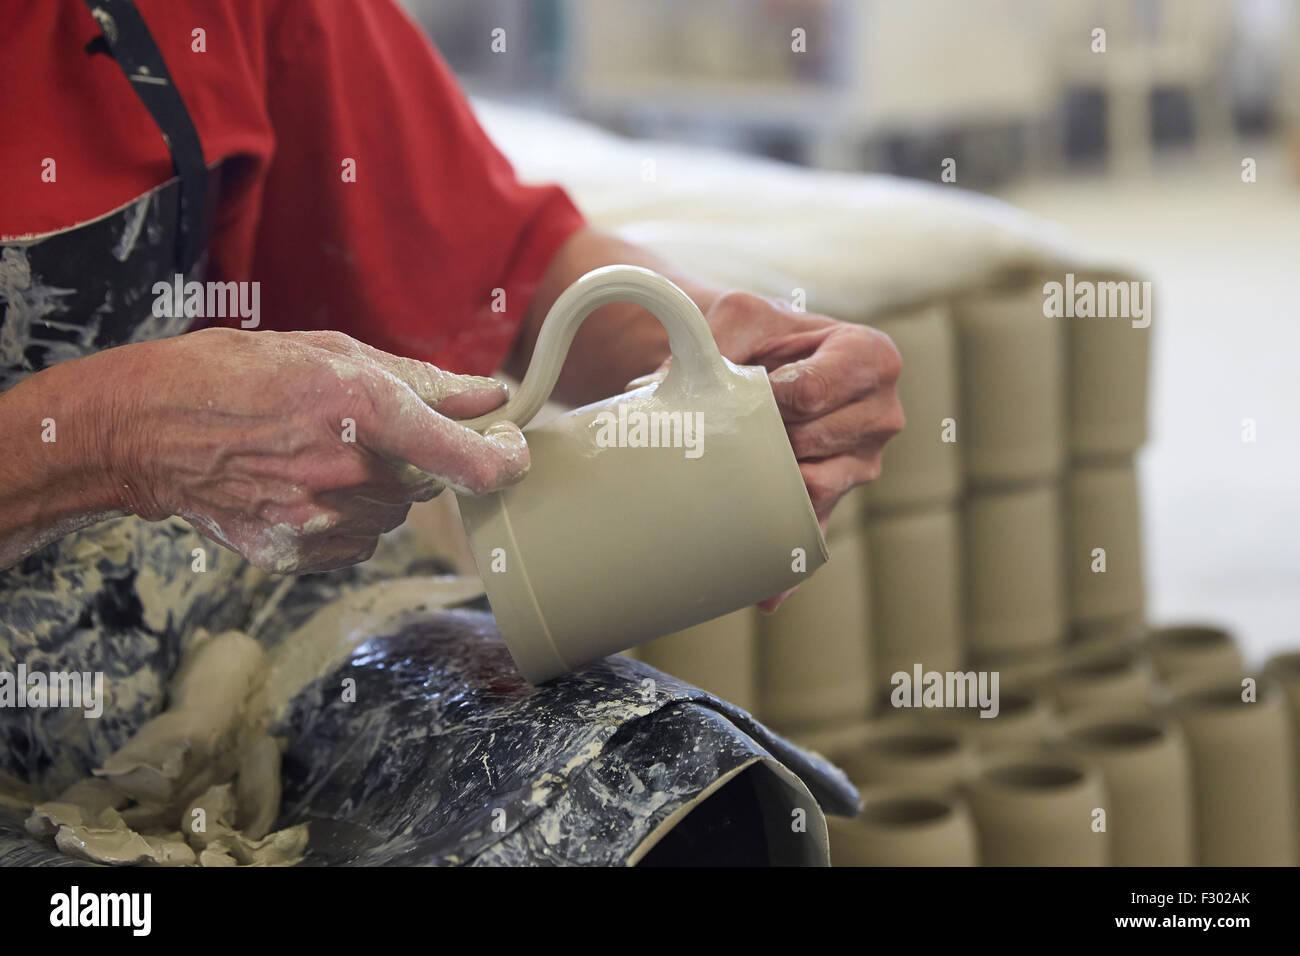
[0,328,529,573]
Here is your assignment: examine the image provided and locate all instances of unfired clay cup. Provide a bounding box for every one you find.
[1146,625,1243,685]
[1050,645,1155,716]
[757,529,872,731]
[866,505,964,684]
[1064,270,1152,459]
[1168,679,1298,865]
[639,607,759,712]
[862,304,963,511]
[457,266,826,682]
[964,753,1109,866]
[848,726,976,792]
[1057,713,1193,865]
[925,688,1057,753]
[953,287,1066,486]
[1066,460,1144,622]
[963,484,1067,657]
[827,787,978,866]
[822,484,868,542]
[795,721,973,792]
[1265,652,1300,843]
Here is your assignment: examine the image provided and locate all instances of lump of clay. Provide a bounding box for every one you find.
[183,783,307,866]
[94,629,268,810]
[234,735,283,840]
[198,844,239,867]
[26,801,90,837]
[23,627,306,867]
[38,806,196,867]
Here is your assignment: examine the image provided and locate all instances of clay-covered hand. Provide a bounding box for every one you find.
[106,328,529,573]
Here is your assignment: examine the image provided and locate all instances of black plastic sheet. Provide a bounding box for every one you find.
[3,607,856,867]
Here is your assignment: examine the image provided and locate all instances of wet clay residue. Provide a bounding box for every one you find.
[20,574,488,867]
[25,628,306,866]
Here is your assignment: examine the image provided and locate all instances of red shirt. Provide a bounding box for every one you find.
[0,0,585,375]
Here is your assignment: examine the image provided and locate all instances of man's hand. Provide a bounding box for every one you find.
[99,328,528,573]
[712,292,904,521]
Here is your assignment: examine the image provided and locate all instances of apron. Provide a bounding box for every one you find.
[0,0,428,796]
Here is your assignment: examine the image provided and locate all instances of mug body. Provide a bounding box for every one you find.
[964,754,1109,866]
[1057,714,1194,866]
[460,364,826,682]
[828,788,979,867]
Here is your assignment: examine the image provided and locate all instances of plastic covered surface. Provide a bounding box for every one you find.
[2,608,856,867]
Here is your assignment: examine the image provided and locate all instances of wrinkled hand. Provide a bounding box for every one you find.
[628,291,904,609]
[113,328,529,574]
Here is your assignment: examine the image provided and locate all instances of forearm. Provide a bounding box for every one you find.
[506,227,725,406]
[0,354,130,568]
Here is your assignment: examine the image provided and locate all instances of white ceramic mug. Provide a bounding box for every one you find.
[456,266,827,682]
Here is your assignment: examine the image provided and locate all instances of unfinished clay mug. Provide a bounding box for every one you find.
[456,265,827,683]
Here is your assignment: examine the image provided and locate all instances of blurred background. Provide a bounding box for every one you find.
[402,0,1300,665]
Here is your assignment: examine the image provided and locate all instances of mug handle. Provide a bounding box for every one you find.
[461,265,728,432]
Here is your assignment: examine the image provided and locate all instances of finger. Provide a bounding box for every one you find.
[353,370,530,494]
[705,290,831,363]
[378,361,509,420]
[768,325,901,424]
[784,393,905,460]
[350,460,445,504]
[758,586,798,614]
[362,355,508,419]
[315,494,411,536]
[290,535,380,575]
[799,453,881,520]
[311,331,511,419]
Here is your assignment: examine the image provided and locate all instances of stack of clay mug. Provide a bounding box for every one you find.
[798,624,1300,867]
[637,273,1150,751]
[860,304,965,703]
[1059,269,1151,649]
[716,302,965,745]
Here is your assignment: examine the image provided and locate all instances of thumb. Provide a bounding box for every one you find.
[375,357,509,420]
[312,333,511,419]
[355,369,530,494]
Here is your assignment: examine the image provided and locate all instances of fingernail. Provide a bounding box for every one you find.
[484,421,530,478]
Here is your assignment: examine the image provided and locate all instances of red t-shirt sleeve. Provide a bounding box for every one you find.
[247,0,585,375]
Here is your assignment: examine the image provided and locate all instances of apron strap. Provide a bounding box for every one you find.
[82,0,207,275]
